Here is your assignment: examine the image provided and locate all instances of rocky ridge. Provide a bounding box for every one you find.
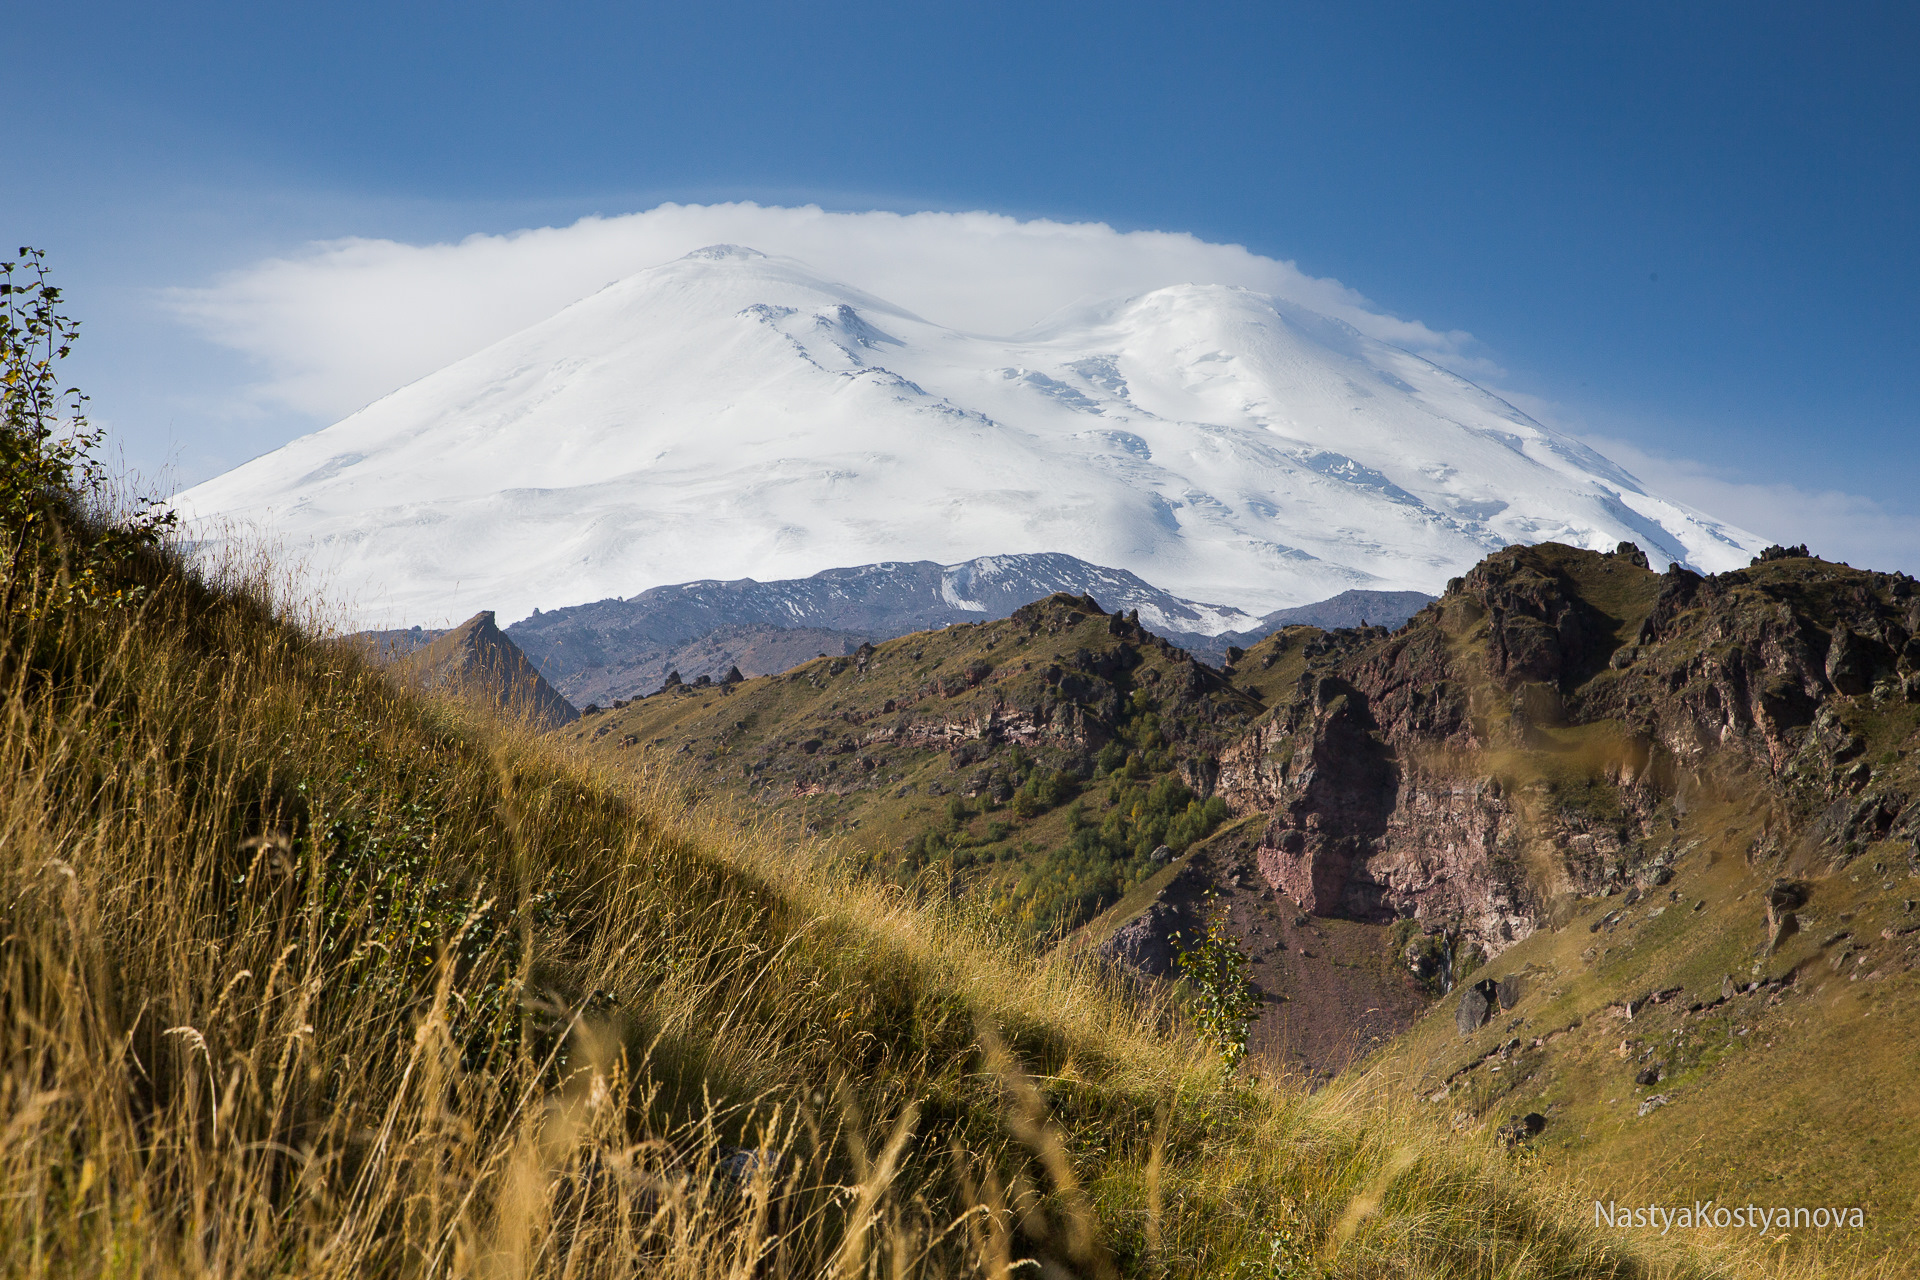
[1216,541,1920,967]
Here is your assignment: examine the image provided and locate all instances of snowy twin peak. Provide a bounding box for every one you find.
[176,244,1764,628]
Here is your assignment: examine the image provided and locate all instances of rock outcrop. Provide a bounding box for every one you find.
[1216,543,1920,962]
[391,611,580,731]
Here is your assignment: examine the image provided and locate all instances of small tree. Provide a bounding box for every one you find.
[0,248,172,617]
[1173,891,1262,1071]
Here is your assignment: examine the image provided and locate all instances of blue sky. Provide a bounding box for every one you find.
[13,1,1920,568]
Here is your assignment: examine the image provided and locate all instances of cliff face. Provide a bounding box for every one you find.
[1216,544,1920,962]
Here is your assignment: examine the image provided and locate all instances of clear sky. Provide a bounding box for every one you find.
[12,1,1919,569]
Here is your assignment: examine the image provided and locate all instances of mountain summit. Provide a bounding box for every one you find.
[174,246,1764,626]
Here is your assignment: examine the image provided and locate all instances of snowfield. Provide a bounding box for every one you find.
[175,244,1765,628]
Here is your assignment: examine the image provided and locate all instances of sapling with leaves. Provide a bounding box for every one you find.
[0,248,174,617]
[1174,889,1263,1071]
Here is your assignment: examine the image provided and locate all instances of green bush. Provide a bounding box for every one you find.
[1,249,173,619]
[1174,893,1262,1071]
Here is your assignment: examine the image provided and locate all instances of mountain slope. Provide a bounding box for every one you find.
[5,489,1737,1280]
[173,245,1764,628]
[504,551,1431,705]
[1135,542,1920,1256]
[390,609,579,729]
[566,592,1263,938]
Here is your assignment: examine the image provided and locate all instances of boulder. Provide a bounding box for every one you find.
[1455,978,1499,1036]
[1099,900,1186,979]
[1766,878,1811,954]
[1497,1112,1547,1145]
[1826,627,1872,697]
[1455,987,1489,1036]
[1496,973,1525,1010]
[1634,1064,1663,1086]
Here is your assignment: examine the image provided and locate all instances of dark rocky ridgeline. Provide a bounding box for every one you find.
[1211,541,1920,967]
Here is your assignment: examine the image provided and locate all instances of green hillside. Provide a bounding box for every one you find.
[570,593,1256,939]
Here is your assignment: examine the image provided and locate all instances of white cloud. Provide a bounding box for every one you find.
[1584,436,1920,576]
[165,201,1480,422]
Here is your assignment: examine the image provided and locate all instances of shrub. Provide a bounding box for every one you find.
[1003,776,1230,935]
[1174,893,1262,1071]
[1,248,173,618]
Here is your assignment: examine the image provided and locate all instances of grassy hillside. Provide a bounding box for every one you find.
[570,595,1257,939]
[1351,795,1920,1268]
[6,505,1772,1279]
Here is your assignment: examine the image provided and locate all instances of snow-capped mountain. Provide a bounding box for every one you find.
[174,244,1765,628]
[502,552,1256,705]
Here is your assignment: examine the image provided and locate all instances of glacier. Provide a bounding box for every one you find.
[173,243,1766,629]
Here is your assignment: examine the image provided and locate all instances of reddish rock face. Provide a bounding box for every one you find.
[1216,543,1920,962]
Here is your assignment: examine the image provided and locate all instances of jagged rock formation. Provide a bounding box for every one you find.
[391,611,580,731]
[1216,542,1920,962]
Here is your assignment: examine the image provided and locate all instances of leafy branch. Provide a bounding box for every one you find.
[0,248,175,617]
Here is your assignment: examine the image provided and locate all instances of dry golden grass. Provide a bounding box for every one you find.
[0,535,1829,1279]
